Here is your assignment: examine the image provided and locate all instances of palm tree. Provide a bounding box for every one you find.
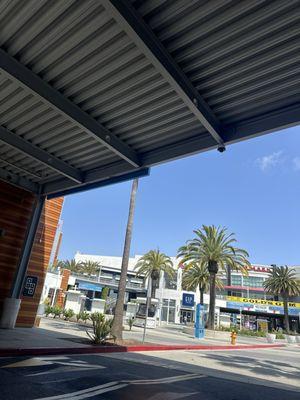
[58,259,83,274]
[178,225,250,330]
[135,250,175,298]
[82,260,101,276]
[111,178,139,340]
[264,265,300,334]
[48,259,60,272]
[182,262,223,305]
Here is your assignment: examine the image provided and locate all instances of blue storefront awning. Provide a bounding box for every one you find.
[76,280,102,292]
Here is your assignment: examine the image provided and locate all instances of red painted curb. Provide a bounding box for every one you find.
[126,343,286,352]
[0,343,285,358]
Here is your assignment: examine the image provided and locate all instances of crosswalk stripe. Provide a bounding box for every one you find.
[36,381,121,400]
[35,373,205,400]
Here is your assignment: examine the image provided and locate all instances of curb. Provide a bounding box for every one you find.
[0,343,285,358]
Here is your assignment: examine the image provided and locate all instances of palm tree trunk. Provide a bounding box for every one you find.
[207,261,218,330]
[151,280,156,299]
[207,273,216,329]
[111,179,139,340]
[283,295,290,334]
[199,286,204,305]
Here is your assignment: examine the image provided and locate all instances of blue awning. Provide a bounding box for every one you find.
[76,280,102,292]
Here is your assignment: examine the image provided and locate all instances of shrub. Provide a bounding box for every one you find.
[101,287,109,301]
[43,298,51,306]
[86,312,113,344]
[76,312,82,322]
[239,329,266,337]
[81,311,90,324]
[63,309,75,321]
[275,332,285,339]
[45,305,53,317]
[128,316,135,331]
[52,306,63,318]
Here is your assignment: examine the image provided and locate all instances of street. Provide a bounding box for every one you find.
[0,347,299,399]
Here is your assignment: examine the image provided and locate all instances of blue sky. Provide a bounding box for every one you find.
[59,126,300,265]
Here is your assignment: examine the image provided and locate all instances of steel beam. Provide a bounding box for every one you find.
[142,103,300,166]
[47,168,150,199]
[0,168,39,193]
[104,0,224,145]
[0,126,83,183]
[141,134,217,166]
[43,160,149,196]
[11,195,45,298]
[0,48,141,168]
[224,103,300,143]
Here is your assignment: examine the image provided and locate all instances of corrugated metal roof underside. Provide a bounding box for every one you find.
[138,0,300,123]
[0,0,299,194]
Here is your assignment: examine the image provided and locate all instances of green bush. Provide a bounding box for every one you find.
[86,313,114,344]
[128,316,135,331]
[76,312,82,322]
[52,306,63,318]
[275,332,285,339]
[101,287,109,301]
[239,329,266,337]
[81,311,90,324]
[45,305,53,317]
[63,308,75,321]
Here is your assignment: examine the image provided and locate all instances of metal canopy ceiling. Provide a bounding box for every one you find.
[0,0,299,198]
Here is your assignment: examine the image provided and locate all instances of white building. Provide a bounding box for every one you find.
[74,252,214,324]
[43,253,300,330]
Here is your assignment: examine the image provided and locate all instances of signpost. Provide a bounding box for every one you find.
[194,303,205,339]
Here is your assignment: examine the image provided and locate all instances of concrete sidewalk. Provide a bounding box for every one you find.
[0,317,290,357]
[39,317,286,346]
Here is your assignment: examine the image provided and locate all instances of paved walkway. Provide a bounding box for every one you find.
[0,317,290,354]
[38,318,283,346]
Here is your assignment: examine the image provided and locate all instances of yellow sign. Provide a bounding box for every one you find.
[227,296,300,308]
[257,320,268,332]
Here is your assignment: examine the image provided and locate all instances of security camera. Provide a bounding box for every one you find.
[217,145,226,153]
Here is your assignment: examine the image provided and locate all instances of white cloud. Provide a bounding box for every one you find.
[255,151,284,171]
[293,157,300,171]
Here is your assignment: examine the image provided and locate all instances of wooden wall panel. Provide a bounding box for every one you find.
[17,197,64,327]
[0,182,35,314]
[0,180,64,328]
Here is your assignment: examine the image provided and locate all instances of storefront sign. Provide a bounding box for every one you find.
[226,296,300,316]
[227,296,300,308]
[247,265,271,273]
[182,293,195,307]
[76,280,102,292]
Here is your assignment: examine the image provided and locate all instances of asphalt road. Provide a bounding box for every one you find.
[0,351,299,400]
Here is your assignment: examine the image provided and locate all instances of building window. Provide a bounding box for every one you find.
[248,292,264,299]
[243,276,264,288]
[231,291,242,297]
[164,272,177,290]
[231,275,242,286]
[161,298,176,323]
